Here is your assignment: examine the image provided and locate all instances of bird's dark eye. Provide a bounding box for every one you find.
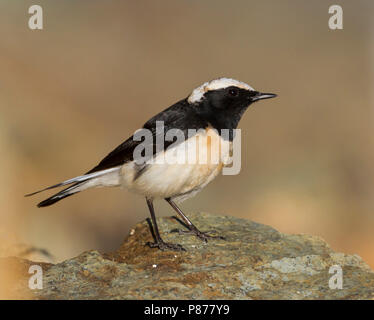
[228,88,239,97]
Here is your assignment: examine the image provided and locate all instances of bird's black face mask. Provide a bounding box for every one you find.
[194,86,276,133]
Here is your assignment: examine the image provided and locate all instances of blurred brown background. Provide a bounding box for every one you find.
[0,0,373,268]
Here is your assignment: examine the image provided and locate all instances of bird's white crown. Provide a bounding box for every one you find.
[187,78,254,104]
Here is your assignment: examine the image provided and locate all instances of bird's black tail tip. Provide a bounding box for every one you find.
[37,193,74,207]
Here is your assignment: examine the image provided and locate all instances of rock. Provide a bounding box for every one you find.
[0,229,53,299]
[2,212,374,299]
[0,229,52,262]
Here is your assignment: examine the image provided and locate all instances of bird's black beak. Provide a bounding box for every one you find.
[251,92,277,102]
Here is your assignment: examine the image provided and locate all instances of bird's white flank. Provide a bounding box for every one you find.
[187,78,255,104]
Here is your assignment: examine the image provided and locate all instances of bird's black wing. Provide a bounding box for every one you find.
[87,98,207,174]
[86,135,139,174]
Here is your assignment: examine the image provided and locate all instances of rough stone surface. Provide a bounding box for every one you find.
[2,212,374,299]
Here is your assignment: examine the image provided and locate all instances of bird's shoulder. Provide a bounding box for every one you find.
[143,98,206,131]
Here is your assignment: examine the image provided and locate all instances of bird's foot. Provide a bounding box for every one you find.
[171,227,225,243]
[146,240,186,251]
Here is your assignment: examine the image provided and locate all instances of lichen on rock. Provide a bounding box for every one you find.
[1,212,373,299]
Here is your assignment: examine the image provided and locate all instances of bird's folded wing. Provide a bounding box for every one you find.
[87,99,207,174]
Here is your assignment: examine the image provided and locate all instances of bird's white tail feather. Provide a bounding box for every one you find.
[35,166,122,207]
[25,166,121,197]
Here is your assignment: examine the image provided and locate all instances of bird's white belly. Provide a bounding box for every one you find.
[120,128,232,201]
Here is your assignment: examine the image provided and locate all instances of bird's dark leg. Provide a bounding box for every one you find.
[165,198,225,242]
[146,198,185,251]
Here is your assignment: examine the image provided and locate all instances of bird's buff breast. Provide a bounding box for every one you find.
[120,128,232,201]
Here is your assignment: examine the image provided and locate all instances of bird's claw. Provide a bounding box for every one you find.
[146,240,186,251]
[171,228,225,242]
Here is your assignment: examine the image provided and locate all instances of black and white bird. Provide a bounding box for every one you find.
[26,78,276,251]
